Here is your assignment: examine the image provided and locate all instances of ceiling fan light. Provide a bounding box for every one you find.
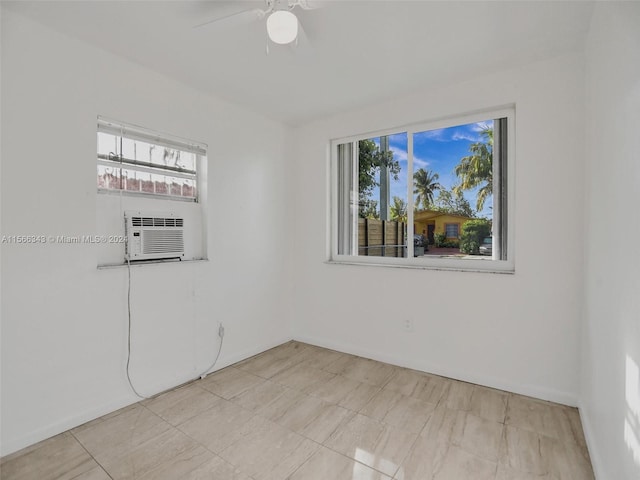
[266,10,298,45]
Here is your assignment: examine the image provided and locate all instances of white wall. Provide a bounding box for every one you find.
[0,9,293,455]
[582,3,640,479]
[291,53,586,406]
[5,7,638,477]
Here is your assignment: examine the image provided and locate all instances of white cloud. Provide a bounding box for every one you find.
[422,128,446,139]
[413,156,430,169]
[389,146,431,170]
[414,128,447,142]
[390,146,407,162]
[451,132,481,142]
[471,121,492,132]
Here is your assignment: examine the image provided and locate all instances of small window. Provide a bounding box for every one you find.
[95,117,208,266]
[97,117,205,201]
[331,107,514,272]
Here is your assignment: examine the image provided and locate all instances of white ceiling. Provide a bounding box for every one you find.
[5,1,595,126]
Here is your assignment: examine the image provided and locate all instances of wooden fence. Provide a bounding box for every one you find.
[358,218,406,257]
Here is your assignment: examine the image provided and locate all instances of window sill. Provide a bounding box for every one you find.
[325,258,514,275]
[97,188,198,203]
[97,258,208,269]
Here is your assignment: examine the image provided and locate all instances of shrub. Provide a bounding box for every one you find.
[461,240,479,253]
[434,232,447,247]
[459,219,492,254]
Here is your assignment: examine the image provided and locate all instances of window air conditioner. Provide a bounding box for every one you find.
[124,211,185,261]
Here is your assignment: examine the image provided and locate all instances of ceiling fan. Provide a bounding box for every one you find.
[196,0,320,48]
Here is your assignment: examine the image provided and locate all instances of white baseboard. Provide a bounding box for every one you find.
[203,335,293,375]
[1,335,292,458]
[1,395,135,458]
[293,334,579,407]
[577,400,604,480]
[4,334,581,458]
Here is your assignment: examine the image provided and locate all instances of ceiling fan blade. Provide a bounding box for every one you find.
[193,8,266,30]
[292,0,323,10]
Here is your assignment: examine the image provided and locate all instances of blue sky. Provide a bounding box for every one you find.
[369,120,493,219]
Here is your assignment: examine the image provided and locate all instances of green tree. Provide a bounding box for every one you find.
[359,199,380,219]
[358,139,400,218]
[453,126,493,211]
[413,168,442,209]
[459,219,492,254]
[390,196,407,222]
[432,188,475,218]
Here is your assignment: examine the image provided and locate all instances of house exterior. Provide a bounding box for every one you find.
[414,210,476,244]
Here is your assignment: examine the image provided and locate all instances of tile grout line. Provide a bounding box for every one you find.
[68,430,115,480]
[122,402,220,479]
[171,418,251,478]
[202,367,397,479]
[167,393,276,479]
[391,402,440,480]
[5,341,593,479]
[239,358,440,478]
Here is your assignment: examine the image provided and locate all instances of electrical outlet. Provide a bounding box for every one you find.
[403,319,414,332]
[218,323,225,338]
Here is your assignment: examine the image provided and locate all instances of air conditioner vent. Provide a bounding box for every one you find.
[125,211,185,261]
[130,216,184,228]
[142,230,184,254]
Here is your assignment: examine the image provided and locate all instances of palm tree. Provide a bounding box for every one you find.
[453,127,493,211]
[413,168,442,210]
[390,196,407,223]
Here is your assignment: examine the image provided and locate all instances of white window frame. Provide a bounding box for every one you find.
[329,107,515,273]
[97,116,206,202]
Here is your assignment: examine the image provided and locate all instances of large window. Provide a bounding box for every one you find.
[331,108,514,272]
[97,117,205,201]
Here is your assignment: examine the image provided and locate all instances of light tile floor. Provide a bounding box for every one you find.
[1,341,595,479]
